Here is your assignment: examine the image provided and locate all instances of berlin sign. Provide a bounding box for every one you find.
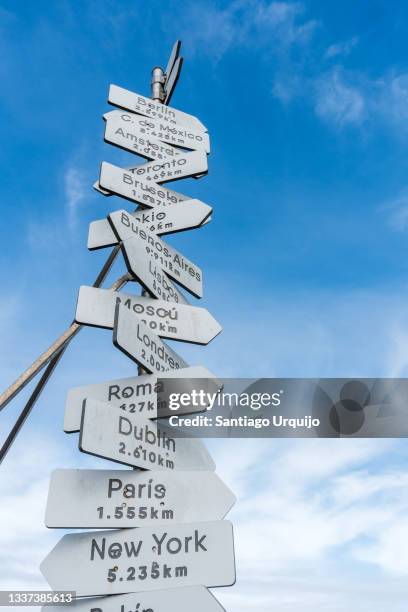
[42,586,226,612]
[75,286,222,344]
[108,83,207,132]
[109,210,203,299]
[45,469,236,528]
[99,161,190,208]
[87,200,212,249]
[40,521,235,596]
[103,110,210,153]
[113,303,188,373]
[63,365,222,433]
[79,398,216,471]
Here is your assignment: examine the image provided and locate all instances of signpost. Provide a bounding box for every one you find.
[87,199,212,249]
[75,286,222,344]
[64,365,221,433]
[40,521,235,597]
[43,586,226,612]
[79,398,215,471]
[35,41,236,611]
[113,302,189,373]
[103,110,210,153]
[45,469,235,528]
[99,161,190,207]
[108,83,207,132]
[109,210,203,299]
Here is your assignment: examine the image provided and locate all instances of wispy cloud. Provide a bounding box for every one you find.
[314,67,365,126]
[381,189,408,232]
[64,165,88,231]
[214,437,408,611]
[174,0,317,61]
[325,36,359,59]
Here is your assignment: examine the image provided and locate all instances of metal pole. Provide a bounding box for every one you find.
[137,65,165,377]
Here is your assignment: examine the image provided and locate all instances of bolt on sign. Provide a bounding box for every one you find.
[40,42,236,610]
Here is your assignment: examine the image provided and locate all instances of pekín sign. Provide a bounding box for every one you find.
[42,586,226,612]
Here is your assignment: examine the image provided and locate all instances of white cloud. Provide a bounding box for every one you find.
[325,36,359,59]
[314,68,365,126]
[64,165,88,230]
[175,0,317,60]
[212,438,408,610]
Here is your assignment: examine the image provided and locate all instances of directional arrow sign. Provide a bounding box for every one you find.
[42,586,226,612]
[64,366,222,433]
[113,303,188,373]
[88,200,212,249]
[99,161,190,208]
[165,40,181,85]
[75,286,222,344]
[109,209,203,299]
[109,83,207,132]
[41,521,235,596]
[104,110,210,155]
[165,56,183,105]
[79,398,215,471]
[45,469,235,528]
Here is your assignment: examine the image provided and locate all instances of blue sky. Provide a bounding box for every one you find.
[1,0,408,610]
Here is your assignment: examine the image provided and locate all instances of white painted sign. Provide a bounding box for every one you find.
[109,83,207,132]
[64,365,222,433]
[104,110,210,153]
[87,200,212,249]
[45,469,235,528]
[75,286,221,344]
[109,210,203,299]
[42,586,226,612]
[113,303,188,373]
[99,161,189,208]
[41,521,235,596]
[79,398,215,471]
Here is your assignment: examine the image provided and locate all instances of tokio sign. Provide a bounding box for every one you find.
[79,397,216,471]
[108,83,207,132]
[63,365,221,433]
[75,286,222,344]
[113,302,189,373]
[40,521,235,597]
[42,586,226,612]
[103,110,210,153]
[98,161,190,208]
[87,199,212,249]
[45,469,236,528]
